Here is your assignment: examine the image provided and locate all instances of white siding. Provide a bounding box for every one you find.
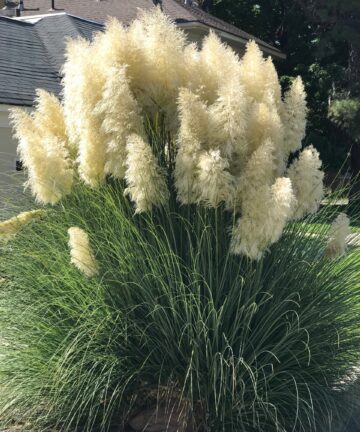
[182,26,246,56]
[0,107,17,173]
[0,105,29,217]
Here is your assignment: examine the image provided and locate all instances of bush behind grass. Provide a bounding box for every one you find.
[1,182,360,431]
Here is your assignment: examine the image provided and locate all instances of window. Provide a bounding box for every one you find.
[15,159,23,171]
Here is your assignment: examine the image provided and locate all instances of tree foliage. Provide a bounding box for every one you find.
[210,0,360,171]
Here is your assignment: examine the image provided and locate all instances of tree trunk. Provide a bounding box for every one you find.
[347,43,360,85]
[350,141,360,201]
[347,43,360,202]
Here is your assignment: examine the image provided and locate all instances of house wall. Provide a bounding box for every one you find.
[0,104,28,216]
[0,106,17,173]
[182,26,246,56]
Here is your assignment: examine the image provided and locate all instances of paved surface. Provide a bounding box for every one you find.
[0,172,31,219]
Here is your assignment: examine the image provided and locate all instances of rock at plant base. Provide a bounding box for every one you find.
[128,400,194,432]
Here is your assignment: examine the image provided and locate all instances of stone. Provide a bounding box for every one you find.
[128,399,194,432]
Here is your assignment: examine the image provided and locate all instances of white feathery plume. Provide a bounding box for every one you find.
[231,177,295,260]
[198,31,240,104]
[246,101,283,156]
[9,10,324,261]
[94,65,145,179]
[239,40,266,103]
[270,177,296,240]
[129,9,187,129]
[263,57,282,109]
[10,108,73,205]
[33,89,74,193]
[209,78,248,162]
[95,18,143,84]
[288,145,324,220]
[197,149,236,208]
[34,89,69,147]
[177,89,209,150]
[68,227,98,277]
[183,42,203,95]
[175,89,210,204]
[325,213,351,259]
[125,134,169,213]
[239,45,285,172]
[174,147,200,205]
[282,76,307,155]
[231,139,295,259]
[0,210,44,240]
[62,38,107,187]
[240,139,276,191]
[62,38,91,148]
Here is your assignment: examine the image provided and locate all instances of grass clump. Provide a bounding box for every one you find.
[2,8,360,432]
[0,182,360,431]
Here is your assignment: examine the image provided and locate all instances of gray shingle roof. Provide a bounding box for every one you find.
[2,0,283,57]
[0,1,284,107]
[0,14,103,106]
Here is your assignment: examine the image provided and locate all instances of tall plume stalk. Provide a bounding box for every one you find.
[4,10,360,432]
[11,9,323,259]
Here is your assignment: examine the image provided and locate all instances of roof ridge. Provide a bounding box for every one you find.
[0,13,101,106]
[65,13,103,27]
[0,14,32,25]
[0,15,62,106]
[32,14,74,75]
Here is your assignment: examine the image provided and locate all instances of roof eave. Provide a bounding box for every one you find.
[177,21,286,60]
[0,100,35,108]
[12,11,104,26]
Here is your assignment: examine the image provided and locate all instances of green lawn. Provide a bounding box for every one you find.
[304,223,360,233]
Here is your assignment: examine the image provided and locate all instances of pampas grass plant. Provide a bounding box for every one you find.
[1,181,360,432]
[1,7,360,432]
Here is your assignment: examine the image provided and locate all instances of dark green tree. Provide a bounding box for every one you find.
[297,0,360,197]
[209,0,359,185]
